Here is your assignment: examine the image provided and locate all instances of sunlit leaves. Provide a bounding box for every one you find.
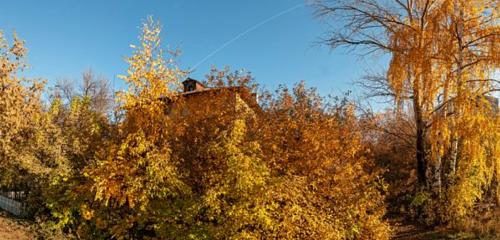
[0,30,68,190]
[84,17,189,238]
[315,0,500,227]
[257,83,390,239]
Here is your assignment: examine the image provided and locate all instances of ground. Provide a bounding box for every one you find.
[0,209,494,239]
[0,212,37,240]
[389,215,491,240]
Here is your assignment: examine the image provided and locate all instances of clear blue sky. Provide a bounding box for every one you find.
[0,0,387,96]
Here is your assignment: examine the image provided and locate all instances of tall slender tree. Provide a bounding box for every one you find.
[313,0,500,223]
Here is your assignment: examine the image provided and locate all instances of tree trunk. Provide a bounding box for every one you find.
[435,144,442,195]
[416,119,427,187]
[450,4,464,176]
[450,138,458,174]
[414,90,427,187]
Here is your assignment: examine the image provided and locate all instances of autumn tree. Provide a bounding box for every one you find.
[75,17,189,238]
[43,74,113,237]
[44,70,113,173]
[257,83,390,239]
[174,117,272,239]
[57,19,272,239]
[313,0,500,226]
[171,71,390,239]
[0,30,68,216]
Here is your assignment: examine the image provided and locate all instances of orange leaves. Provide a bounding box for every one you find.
[70,18,194,239]
[316,0,500,228]
[0,26,390,239]
[256,83,390,239]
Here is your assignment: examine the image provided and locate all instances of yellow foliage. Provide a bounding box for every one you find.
[315,0,500,228]
[257,83,390,239]
[0,30,68,200]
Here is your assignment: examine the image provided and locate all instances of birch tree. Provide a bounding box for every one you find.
[313,0,499,223]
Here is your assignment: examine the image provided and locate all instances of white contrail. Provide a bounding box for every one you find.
[191,3,304,70]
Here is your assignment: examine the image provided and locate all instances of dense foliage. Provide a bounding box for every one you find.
[314,0,499,235]
[1,1,499,238]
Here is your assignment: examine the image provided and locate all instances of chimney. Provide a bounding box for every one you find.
[182,78,205,92]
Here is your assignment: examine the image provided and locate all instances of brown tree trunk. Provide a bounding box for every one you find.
[415,117,427,187]
[413,67,427,187]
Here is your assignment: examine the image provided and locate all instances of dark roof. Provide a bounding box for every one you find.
[182,78,205,87]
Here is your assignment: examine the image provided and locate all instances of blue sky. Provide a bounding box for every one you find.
[0,0,388,96]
